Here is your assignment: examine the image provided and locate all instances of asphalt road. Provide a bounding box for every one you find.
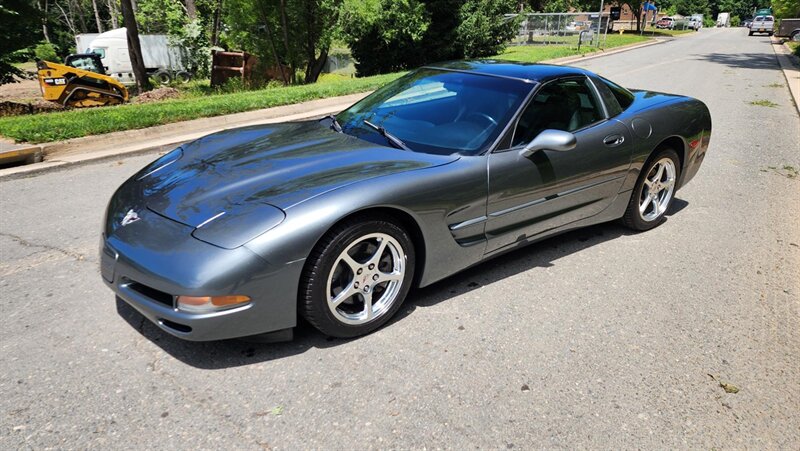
[2,28,799,449]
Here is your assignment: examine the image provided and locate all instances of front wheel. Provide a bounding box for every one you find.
[300,217,415,338]
[621,148,680,231]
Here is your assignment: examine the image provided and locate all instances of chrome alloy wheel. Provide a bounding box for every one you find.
[640,157,676,222]
[326,233,406,325]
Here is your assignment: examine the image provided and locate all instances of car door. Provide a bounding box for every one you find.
[484,76,633,254]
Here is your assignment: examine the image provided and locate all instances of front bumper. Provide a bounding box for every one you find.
[101,209,304,341]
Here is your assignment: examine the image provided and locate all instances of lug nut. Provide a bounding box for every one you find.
[354,282,359,288]
[363,285,370,292]
[372,274,379,281]
[368,264,375,270]
[357,268,363,275]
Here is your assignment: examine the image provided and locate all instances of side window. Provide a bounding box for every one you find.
[592,76,623,117]
[512,77,604,147]
[600,76,634,111]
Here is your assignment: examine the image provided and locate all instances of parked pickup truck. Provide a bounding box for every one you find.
[775,18,800,40]
[749,15,775,36]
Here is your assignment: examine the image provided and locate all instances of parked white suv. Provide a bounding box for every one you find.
[749,15,775,36]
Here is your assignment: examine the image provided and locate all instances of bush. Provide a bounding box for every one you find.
[34,42,59,62]
[731,16,741,27]
[703,17,715,28]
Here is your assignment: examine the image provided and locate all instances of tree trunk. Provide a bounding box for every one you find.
[120,0,151,92]
[258,5,289,86]
[92,0,104,32]
[70,0,89,33]
[38,0,52,42]
[278,0,294,83]
[107,0,119,28]
[185,0,197,20]
[211,0,223,45]
[305,48,327,84]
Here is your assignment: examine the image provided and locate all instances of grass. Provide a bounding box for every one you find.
[787,41,800,57]
[500,34,650,62]
[0,72,402,143]
[749,99,778,107]
[0,33,654,143]
[765,83,784,88]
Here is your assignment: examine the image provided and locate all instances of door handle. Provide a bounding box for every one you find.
[603,134,625,147]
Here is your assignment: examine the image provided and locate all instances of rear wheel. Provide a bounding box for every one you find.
[622,148,680,231]
[300,217,415,338]
[175,71,192,84]
[152,70,172,85]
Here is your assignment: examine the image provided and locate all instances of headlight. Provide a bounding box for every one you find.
[177,295,251,313]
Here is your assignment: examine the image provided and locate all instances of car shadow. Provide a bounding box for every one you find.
[693,51,780,70]
[117,198,689,370]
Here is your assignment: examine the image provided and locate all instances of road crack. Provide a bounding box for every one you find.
[0,232,86,261]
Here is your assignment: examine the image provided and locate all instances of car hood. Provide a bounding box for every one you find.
[138,121,460,228]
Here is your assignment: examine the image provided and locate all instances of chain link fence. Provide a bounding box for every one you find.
[506,13,611,49]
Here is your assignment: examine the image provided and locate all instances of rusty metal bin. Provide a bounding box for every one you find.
[210,51,257,87]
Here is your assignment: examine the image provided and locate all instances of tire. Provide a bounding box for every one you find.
[175,71,191,84]
[621,148,681,231]
[300,216,415,338]
[792,31,800,42]
[152,70,171,85]
[748,31,753,36]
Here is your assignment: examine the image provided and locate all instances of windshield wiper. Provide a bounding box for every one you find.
[363,120,411,151]
[325,114,343,133]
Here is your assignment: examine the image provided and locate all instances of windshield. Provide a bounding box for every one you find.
[337,68,531,155]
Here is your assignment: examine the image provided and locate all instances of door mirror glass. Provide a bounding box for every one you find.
[519,129,577,157]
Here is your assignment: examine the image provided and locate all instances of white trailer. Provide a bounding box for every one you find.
[79,28,190,86]
[716,12,730,27]
[74,34,100,53]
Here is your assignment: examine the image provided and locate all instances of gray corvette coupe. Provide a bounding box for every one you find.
[102,61,711,341]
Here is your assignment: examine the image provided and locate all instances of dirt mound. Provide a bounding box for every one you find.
[134,87,181,103]
[0,100,63,117]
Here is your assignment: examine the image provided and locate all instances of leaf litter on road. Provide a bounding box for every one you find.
[708,374,740,394]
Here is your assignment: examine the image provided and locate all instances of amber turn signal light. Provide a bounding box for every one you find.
[177,295,251,313]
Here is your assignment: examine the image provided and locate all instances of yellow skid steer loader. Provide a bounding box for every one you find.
[38,53,128,108]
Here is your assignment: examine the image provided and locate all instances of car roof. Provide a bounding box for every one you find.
[424,60,592,84]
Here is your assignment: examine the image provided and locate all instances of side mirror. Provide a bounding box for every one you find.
[519,129,577,158]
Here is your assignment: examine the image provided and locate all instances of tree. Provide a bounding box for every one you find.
[457,0,520,58]
[92,0,104,32]
[340,0,519,76]
[120,0,152,91]
[339,0,430,76]
[1,0,42,85]
[772,0,800,18]
[185,0,197,19]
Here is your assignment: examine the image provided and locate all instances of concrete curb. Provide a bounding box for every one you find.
[0,36,673,180]
[770,39,800,115]
[545,36,670,65]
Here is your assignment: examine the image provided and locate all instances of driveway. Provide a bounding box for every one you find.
[1,28,798,449]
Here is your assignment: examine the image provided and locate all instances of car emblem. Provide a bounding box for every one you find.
[121,209,141,227]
